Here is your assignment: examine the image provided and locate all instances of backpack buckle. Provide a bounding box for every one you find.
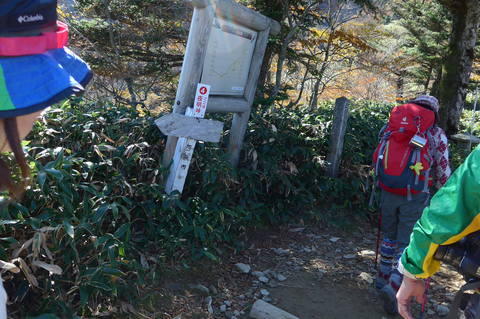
[410,134,427,149]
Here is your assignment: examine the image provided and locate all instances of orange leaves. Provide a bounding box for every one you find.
[305,25,376,53]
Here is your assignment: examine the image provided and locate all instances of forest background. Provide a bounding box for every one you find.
[1,0,479,317]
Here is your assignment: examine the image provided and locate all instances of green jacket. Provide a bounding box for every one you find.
[401,145,480,278]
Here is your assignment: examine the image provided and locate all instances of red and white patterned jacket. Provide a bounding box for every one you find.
[426,125,451,189]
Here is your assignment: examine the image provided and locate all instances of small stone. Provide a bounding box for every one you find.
[436,304,449,317]
[189,284,209,296]
[316,269,326,280]
[343,254,357,259]
[235,263,251,274]
[427,309,435,315]
[289,227,305,232]
[262,296,272,302]
[259,276,269,283]
[220,304,227,312]
[359,249,375,257]
[225,311,233,318]
[276,274,287,281]
[205,296,213,314]
[260,289,270,296]
[224,300,232,306]
[234,310,240,316]
[272,248,289,255]
[238,294,245,299]
[359,272,373,284]
[209,285,218,295]
[252,271,265,277]
[329,237,340,243]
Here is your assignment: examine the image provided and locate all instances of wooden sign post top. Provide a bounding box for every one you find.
[186,0,281,35]
[160,0,282,193]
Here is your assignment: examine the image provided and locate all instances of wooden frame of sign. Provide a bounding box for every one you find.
[162,0,281,173]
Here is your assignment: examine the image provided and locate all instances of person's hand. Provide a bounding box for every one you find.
[396,276,426,319]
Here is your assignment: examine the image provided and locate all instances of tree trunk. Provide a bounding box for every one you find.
[289,66,310,107]
[423,66,433,94]
[309,79,322,111]
[396,71,405,102]
[125,77,137,106]
[430,64,443,98]
[257,44,274,94]
[271,27,297,99]
[437,0,480,134]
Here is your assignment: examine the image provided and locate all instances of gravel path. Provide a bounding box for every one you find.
[146,223,465,319]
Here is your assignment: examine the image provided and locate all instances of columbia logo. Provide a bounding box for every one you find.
[18,14,44,24]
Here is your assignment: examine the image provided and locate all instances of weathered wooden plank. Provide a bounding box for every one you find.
[244,28,270,104]
[227,110,251,167]
[206,96,250,113]
[326,97,350,178]
[186,0,281,35]
[165,136,197,194]
[165,84,211,194]
[227,28,270,166]
[156,113,224,143]
[163,6,214,168]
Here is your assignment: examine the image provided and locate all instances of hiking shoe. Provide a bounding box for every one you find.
[380,284,398,315]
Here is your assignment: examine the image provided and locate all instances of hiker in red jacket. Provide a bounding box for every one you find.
[373,95,451,314]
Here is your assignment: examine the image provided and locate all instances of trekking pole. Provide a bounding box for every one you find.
[418,278,430,319]
[375,212,382,269]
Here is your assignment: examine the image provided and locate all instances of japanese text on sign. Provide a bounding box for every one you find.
[192,84,211,118]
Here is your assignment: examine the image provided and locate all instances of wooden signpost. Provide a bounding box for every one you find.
[157,0,280,194]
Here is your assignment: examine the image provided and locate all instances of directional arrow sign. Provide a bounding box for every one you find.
[155,113,224,143]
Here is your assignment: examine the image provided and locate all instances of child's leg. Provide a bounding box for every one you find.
[380,193,429,314]
[377,238,397,289]
[377,190,400,289]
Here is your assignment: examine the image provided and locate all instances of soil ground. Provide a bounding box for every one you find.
[144,222,465,319]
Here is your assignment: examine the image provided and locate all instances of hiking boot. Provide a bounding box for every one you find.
[464,294,480,319]
[380,284,398,315]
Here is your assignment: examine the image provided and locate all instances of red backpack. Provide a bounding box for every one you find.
[372,103,435,198]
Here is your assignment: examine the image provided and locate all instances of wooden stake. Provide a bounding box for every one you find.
[326,97,350,178]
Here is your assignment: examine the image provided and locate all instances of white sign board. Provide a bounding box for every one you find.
[201,18,257,96]
[165,84,211,194]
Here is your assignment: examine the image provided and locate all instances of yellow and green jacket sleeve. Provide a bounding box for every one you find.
[401,146,480,278]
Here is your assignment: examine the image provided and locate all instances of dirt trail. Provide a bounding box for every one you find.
[151,223,464,319]
[269,271,388,319]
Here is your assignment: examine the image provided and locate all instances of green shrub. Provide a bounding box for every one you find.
[0,99,392,317]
